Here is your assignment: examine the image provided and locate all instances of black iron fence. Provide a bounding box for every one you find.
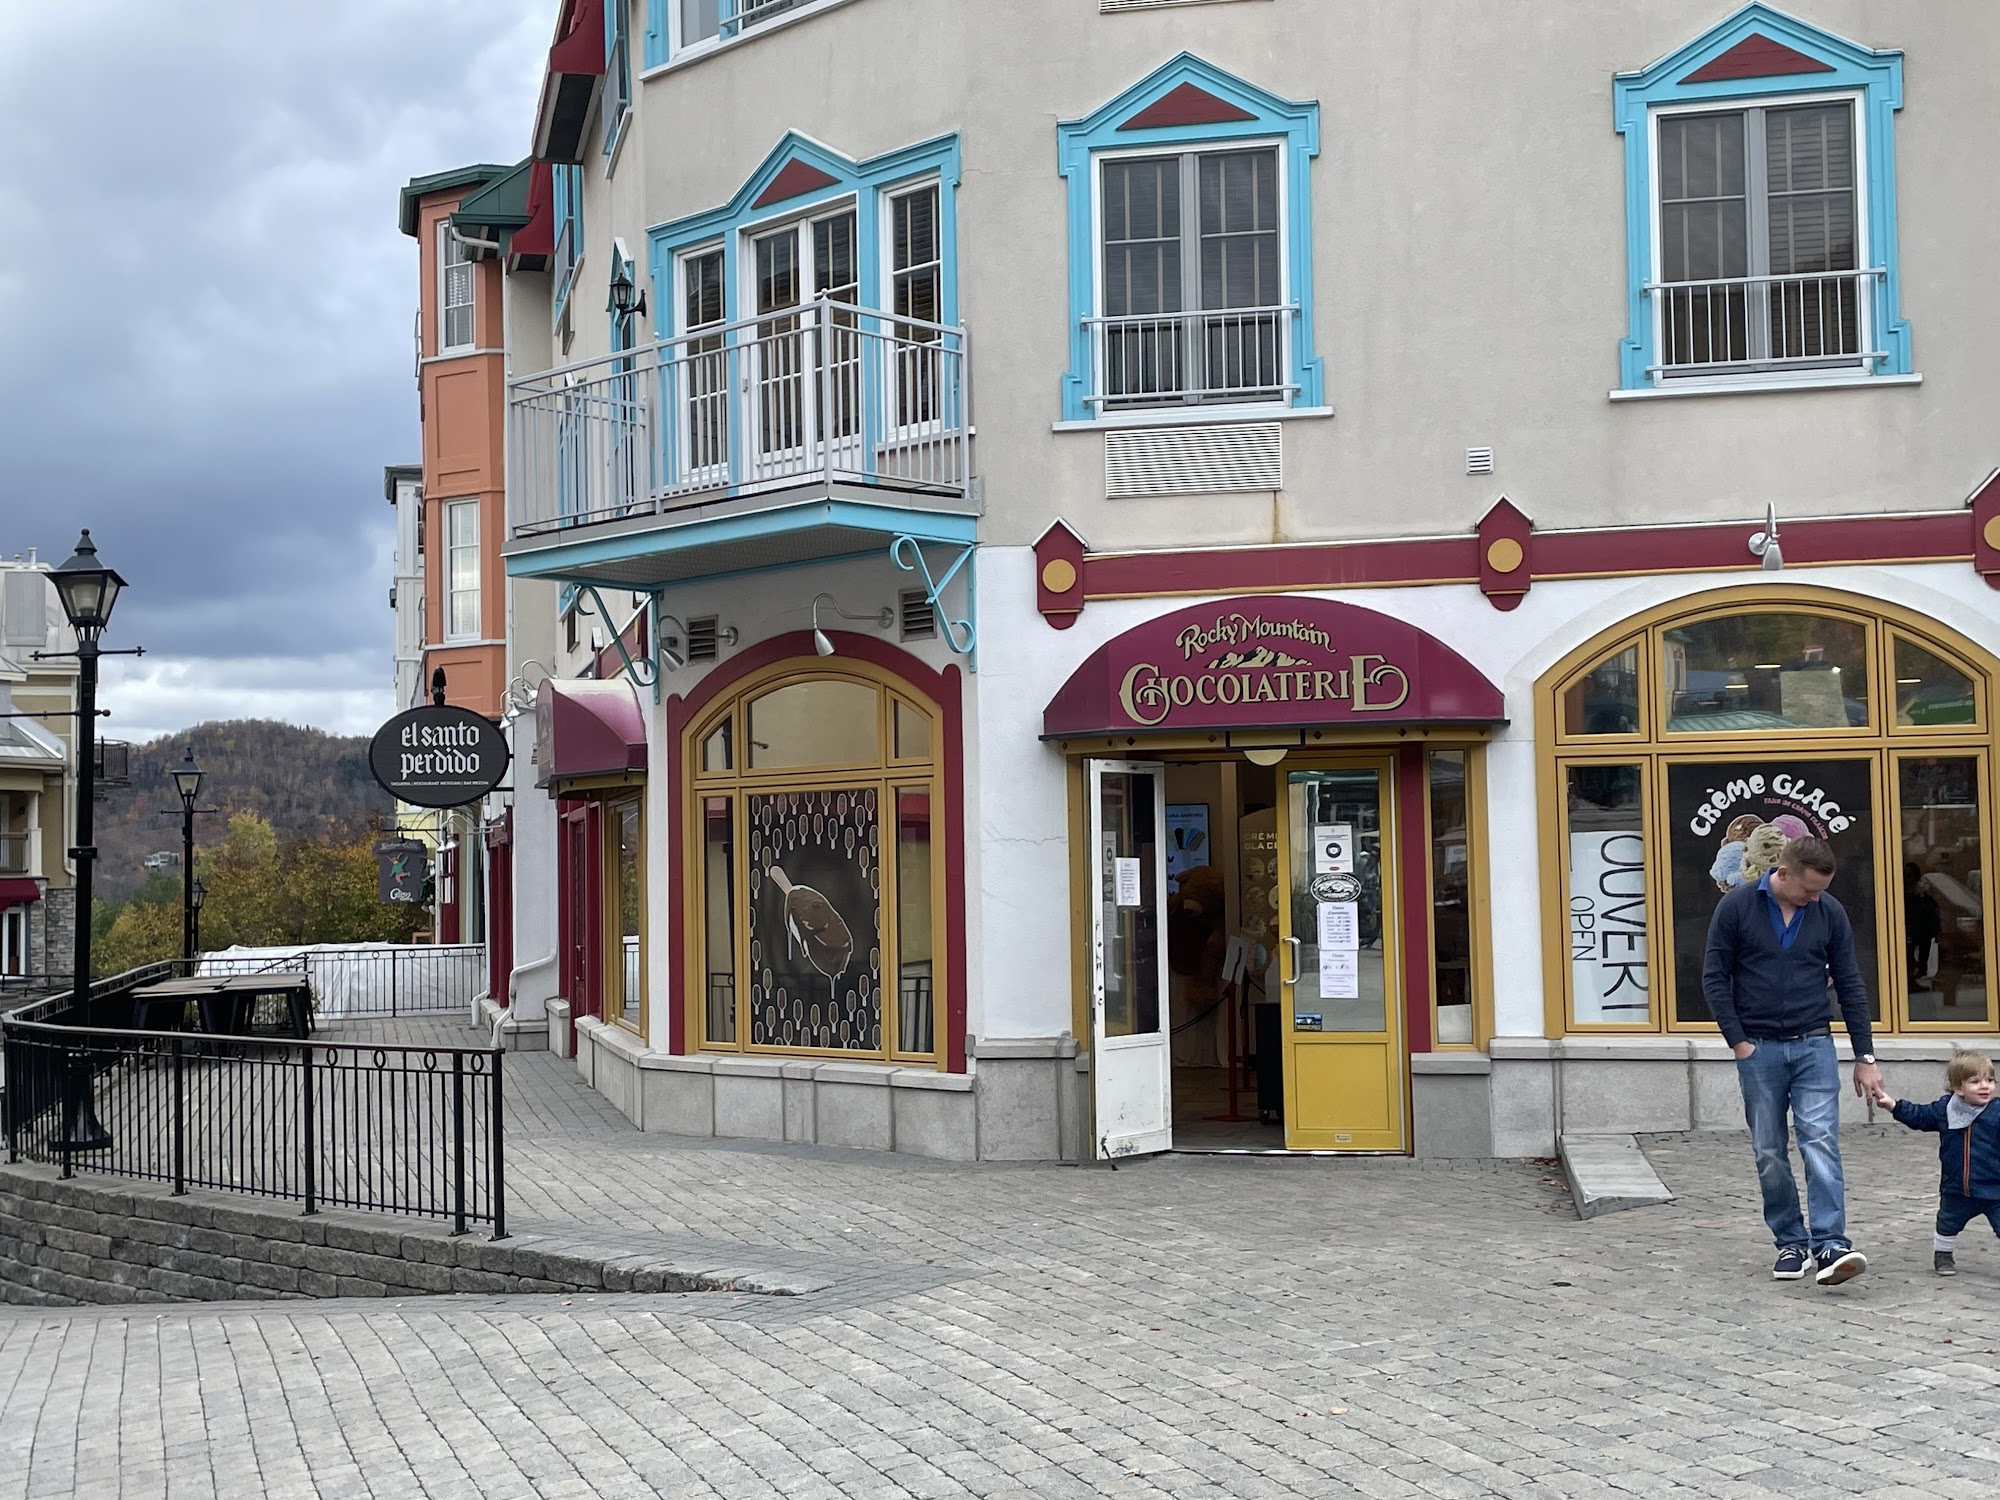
[2,964,506,1238]
[197,945,485,1020]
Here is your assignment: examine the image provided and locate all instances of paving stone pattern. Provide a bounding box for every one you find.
[4,1019,1999,1498]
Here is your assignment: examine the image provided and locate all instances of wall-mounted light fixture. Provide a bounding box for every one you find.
[1748,502,1784,572]
[608,237,648,321]
[811,593,894,657]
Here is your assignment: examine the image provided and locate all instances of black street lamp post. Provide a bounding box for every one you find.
[41,530,130,1159]
[191,878,206,959]
[170,747,205,962]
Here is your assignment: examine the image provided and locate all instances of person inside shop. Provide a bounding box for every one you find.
[1703,835,1883,1287]
[1867,1051,1999,1277]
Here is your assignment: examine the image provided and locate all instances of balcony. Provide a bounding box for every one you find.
[1081,304,1298,415]
[0,830,29,876]
[505,299,973,588]
[1647,268,1887,380]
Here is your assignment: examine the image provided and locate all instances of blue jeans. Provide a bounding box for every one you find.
[1735,1036,1848,1253]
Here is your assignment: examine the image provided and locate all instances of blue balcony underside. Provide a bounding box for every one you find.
[501,493,978,591]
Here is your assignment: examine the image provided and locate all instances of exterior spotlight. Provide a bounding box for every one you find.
[810,593,893,658]
[1748,502,1783,572]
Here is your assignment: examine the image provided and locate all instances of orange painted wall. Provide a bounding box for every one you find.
[413,188,508,720]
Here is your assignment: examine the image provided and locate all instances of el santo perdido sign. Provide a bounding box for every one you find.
[368,706,510,809]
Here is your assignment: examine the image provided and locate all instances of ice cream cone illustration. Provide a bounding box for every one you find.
[769,866,854,990]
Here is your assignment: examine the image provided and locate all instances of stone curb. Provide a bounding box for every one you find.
[1558,1133,1676,1219]
[0,1163,827,1308]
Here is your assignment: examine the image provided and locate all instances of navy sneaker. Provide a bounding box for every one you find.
[1814,1246,1868,1286]
[1772,1246,1812,1281]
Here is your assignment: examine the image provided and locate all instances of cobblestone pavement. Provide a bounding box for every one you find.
[4,1024,2000,1498]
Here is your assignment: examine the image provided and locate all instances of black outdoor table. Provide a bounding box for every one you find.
[128,975,313,1039]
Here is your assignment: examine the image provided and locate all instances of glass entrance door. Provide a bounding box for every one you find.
[1276,762,1408,1151]
[1088,759,1172,1158]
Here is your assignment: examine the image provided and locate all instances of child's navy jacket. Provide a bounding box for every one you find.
[1891,1094,2000,1198]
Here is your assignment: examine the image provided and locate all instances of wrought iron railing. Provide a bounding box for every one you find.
[1647,267,1886,377]
[1081,304,1298,412]
[2,964,506,1237]
[508,298,970,538]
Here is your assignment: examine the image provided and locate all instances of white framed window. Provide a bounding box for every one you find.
[1091,142,1288,411]
[677,245,729,484]
[885,181,942,430]
[1648,94,1870,380]
[604,0,633,152]
[438,225,476,353]
[445,500,480,640]
[1,905,25,977]
[674,0,803,53]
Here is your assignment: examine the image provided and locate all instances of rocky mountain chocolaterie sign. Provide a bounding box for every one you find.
[1041,596,1505,737]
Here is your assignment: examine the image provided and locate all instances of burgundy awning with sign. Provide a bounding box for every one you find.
[534,679,648,787]
[1042,595,1505,739]
[0,878,40,907]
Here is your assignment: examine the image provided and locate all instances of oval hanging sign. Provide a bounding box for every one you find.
[368,706,510,808]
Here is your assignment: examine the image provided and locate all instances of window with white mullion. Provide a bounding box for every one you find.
[446,500,480,639]
[890,184,942,428]
[1098,146,1281,408]
[1655,100,1861,375]
[681,247,728,479]
[439,226,476,352]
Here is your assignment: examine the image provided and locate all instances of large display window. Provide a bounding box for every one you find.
[1541,589,1998,1037]
[686,661,943,1063]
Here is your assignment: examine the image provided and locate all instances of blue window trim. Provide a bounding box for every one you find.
[1055,52,1322,425]
[645,131,961,339]
[1612,3,1910,391]
[603,0,632,155]
[552,164,585,327]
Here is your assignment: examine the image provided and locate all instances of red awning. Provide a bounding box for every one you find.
[1043,595,1506,739]
[533,0,607,165]
[511,161,554,261]
[0,877,41,907]
[534,679,648,788]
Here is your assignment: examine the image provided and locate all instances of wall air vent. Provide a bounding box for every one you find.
[687,615,720,662]
[1467,447,1495,475]
[899,590,937,641]
[1106,423,1281,498]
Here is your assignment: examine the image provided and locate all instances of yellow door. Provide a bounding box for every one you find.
[1277,761,1408,1151]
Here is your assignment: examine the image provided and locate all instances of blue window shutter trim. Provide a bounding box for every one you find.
[1055,53,1321,424]
[642,0,666,68]
[645,132,963,340]
[1612,3,1909,390]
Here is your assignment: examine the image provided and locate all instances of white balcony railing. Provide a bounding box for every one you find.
[1648,267,1886,378]
[1082,304,1298,413]
[508,298,970,539]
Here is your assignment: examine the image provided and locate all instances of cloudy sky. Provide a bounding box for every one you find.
[0,0,551,745]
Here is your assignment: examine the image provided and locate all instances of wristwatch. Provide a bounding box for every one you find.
[1859,1053,1877,1065]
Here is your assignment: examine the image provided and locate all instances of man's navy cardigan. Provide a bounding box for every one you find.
[1701,878,1874,1055]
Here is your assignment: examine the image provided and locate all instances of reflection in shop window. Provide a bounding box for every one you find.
[1566,764,1651,1026]
[1895,637,1979,729]
[613,798,643,1026]
[1900,756,1990,1025]
[748,679,879,769]
[1562,645,1641,736]
[1663,613,1869,732]
[896,788,934,1055]
[1428,751,1475,1045]
[702,721,733,773]
[703,796,735,1043]
[893,698,932,761]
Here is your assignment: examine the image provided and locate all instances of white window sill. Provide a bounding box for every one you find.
[1053,404,1332,433]
[422,348,499,366]
[641,0,862,80]
[1609,372,1923,401]
[603,109,632,176]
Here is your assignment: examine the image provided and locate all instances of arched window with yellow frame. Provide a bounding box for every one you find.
[1537,586,1999,1040]
[685,659,944,1064]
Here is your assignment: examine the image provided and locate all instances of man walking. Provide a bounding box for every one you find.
[1704,836,1882,1285]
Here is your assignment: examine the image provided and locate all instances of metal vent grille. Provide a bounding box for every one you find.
[1466,447,1495,475]
[1106,423,1281,498]
[899,589,936,641]
[686,615,720,662]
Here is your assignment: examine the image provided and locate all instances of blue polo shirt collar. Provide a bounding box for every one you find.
[1758,872,1806,951]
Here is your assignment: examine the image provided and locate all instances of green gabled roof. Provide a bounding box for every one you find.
[450,160,534,239]
[397,163,515,238]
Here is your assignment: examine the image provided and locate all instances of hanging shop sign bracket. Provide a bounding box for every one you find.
[578,584,665,702]
[890,535,977,671]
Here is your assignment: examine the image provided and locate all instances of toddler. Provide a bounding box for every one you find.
[1871,1051,2000,1275]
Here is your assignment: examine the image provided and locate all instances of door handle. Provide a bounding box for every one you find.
[1281,935,1301,986]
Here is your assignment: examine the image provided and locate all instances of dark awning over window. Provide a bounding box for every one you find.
[534,679,647,788]
[534,0,606,165]
[1043,595,1505,739]
[0,877,40,907]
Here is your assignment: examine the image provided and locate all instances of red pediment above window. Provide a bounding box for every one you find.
[753,160,842,210]
[1118,82,1255,132]
[1681,32,1836,84]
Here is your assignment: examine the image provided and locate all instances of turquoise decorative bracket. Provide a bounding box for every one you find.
[891,535,977,672]
[579,584,664,702]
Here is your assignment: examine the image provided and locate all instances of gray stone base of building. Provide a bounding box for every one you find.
[571,1019,1088,1162]
[476,995,549,1051]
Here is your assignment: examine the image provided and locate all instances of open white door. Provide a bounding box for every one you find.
[1088,759,1172,1159]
